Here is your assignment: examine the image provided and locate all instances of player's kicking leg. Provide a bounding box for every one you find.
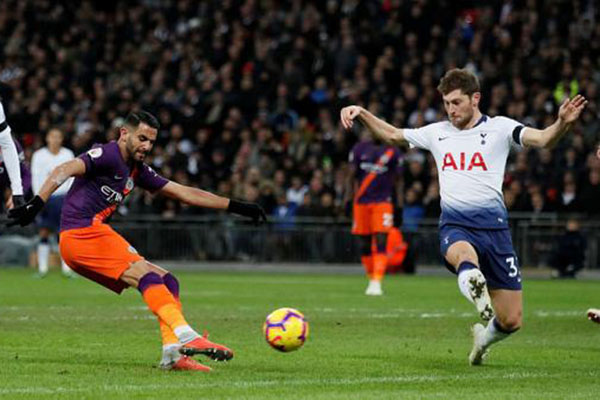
[587,308,600,324]
[445,241,494,321]
[121,261,234,366]
[470,289,522,365]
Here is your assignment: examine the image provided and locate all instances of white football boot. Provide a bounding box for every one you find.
[464,269,494,321]
[587,308,600,324]
[469,323,489,365]
[365,280,383,296]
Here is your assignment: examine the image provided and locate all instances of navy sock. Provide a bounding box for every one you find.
[457,261,478,275]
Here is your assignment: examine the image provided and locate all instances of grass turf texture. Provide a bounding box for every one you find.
[0,268,598,399]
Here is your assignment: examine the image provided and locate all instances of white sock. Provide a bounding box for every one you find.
[480,318,510,348]
[61,258,72,275]
[159,344,182,368]
[457,268,485,304]
[37,243,50,275]
[160,344,182,365]
[173,325,199,344]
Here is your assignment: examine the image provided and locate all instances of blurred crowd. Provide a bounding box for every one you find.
[1,0,600,222]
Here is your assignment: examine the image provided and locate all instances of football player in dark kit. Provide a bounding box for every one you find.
[9,111,267,371]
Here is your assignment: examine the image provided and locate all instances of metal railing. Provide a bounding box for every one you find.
[2,212,597,268]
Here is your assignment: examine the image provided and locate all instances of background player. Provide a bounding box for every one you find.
[0,99,28,211]
[8,111,267,371]
[347,131,402,295]
[341,68,587,365]
[31,128,74,277]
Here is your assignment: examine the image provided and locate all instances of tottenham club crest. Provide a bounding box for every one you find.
[480,133,487,145]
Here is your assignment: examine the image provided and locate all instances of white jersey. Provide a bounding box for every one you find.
[404,115,524,229]
[0,100,23,195]
[31,147,75,196]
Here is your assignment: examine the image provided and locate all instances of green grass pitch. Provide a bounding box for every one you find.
[0,268,598,399]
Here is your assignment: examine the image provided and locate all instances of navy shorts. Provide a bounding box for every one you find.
[439,224,522,290]
[36,195,65,231]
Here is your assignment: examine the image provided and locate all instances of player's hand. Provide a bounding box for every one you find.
[558,94,588,124]
[6,195,45,227]
[227,199,268,225]
[340,106,363,130]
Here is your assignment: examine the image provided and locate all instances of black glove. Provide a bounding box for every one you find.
[7,195,45,227]
[227,199,267,225]
[12,195,26,208]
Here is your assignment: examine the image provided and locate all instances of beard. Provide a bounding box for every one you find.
[126,140,146,161]
[450,108,474,129]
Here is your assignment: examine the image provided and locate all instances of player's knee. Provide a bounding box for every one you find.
[496,311,522,332]
[162,273,180,298]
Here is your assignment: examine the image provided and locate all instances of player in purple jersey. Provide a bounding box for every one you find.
[8,111,267,372]
[348,133,402,295]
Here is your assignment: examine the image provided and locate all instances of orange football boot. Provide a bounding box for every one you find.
[171,355,212,372]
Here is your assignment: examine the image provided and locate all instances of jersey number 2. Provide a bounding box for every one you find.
[383,213,393,227]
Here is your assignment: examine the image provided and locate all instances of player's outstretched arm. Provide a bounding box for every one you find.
[159,181,267,225]
[340,106,406,146]
[521,94,588,148]
[7,158,86,227]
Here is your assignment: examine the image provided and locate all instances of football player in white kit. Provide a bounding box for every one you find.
[0,99,25,210]
[31,128,74,277]
[341,68,587,365]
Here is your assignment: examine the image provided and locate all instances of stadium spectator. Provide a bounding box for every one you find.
[552,218,587,279]
[0,0,597,223]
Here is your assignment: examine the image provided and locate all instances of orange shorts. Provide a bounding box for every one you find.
[59,224,144,294]
[352,202,394,235]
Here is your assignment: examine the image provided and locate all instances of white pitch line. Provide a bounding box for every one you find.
[534,310,584,317]
[0,372,574,395]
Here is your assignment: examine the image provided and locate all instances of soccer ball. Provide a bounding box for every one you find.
[263,307,309,352]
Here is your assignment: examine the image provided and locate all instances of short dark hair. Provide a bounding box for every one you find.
[437,68,480,96]
[124,110,160,130]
